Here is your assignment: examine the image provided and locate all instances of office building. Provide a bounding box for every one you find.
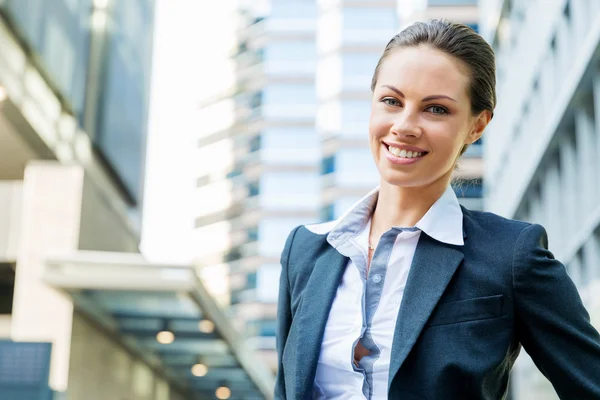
[0,1,272,398]
[480,0,600,398]
[399,0,479,30]
[194,0,321,371]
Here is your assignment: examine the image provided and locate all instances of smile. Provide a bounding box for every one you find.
[383,144,428,165]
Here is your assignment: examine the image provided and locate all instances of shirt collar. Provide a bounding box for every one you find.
[327,185,464,248]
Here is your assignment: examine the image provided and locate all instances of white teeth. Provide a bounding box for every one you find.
[388,146,424,158]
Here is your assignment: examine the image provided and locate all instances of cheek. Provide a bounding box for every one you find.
[369,112,389,137]
[428,122,467,151]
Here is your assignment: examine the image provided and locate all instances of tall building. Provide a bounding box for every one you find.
[481,0,600,398]
[398,0,484,211]
[399,0,479,30]
[316,0,398,220]
[194,0,321,371]
[0,1,273,399]
[194,0,487,376]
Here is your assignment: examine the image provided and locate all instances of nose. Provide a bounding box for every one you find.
[390,108,422,139]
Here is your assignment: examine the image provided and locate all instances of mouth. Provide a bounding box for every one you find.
[383,143,428,165]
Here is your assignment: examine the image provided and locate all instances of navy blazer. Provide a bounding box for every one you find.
[274,207,600,399]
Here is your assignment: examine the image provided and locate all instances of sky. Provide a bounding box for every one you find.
[140,0,238,264]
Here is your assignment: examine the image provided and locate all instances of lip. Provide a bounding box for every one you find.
[383,141,428,153]
[382,143,427,165]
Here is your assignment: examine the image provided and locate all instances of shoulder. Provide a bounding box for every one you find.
[461,206,532,237]
[460,206,550,252]
[280,220,338,265]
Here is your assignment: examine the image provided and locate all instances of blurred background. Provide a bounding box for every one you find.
[0,0,598,399]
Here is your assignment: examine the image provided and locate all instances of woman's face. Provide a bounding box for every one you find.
[369,45,489,190]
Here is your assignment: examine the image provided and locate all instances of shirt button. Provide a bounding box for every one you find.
[372,274,382,283]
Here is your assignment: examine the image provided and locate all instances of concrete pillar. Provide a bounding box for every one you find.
[575,104,596,216]
[558,133,577,239]
[10,161,85,394]
[569,0,588,43]
[542,161,561,250]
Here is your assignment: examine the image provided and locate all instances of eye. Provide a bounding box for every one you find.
[426,105,449,115]
[381,97,401,107]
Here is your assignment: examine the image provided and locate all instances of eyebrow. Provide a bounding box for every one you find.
[382,85,457,103]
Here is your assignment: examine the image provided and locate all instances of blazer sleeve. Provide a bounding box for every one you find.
[513,223,600,399]
[274,226,300,400]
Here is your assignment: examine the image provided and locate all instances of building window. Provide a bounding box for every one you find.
[249,135,261,153]
[225,247,242,262]
[250,91,262,109]
[321,156,335,175]
[247,227,259,242]
[320,204,335,222]
[247,320,277,337]
[226,167,243,179]
[246,272,257,290]
[248,182,260,197]
[467,23,479,33]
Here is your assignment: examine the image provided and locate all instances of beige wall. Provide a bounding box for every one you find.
[9,162,187,399]
[11,163,84,393]
[68,313,180,400]
[0,181,23,262]
[0,315,11,338]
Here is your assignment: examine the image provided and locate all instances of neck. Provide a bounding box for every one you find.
[371,174,451,237]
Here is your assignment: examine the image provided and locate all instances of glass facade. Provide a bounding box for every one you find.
[258,171,320,212]
[261,127,320,165]
[264,40,316,75]
[333,149,378,188]
[1,0,155,204]
[341,52,379,91]
[341,7,398,45]
[3,0,93,121]
[95,0,155,204]
[262,83,316,119]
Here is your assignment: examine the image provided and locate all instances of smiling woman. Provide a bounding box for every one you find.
[274,19,600,400]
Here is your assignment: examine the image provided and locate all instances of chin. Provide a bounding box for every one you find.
[379,171,429,188]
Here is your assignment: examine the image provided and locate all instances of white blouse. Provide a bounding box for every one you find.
[305,185,464,399]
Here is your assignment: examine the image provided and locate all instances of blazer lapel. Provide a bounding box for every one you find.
[388,232,464,387]
[295,244,348,400]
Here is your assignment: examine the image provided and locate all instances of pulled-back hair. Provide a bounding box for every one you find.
[371,19,496,117]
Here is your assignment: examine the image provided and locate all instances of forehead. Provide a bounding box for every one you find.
[376,45,470,98]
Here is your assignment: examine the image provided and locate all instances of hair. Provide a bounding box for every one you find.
[370,19,496,156]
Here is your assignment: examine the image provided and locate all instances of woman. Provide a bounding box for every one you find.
[274,19,600,400]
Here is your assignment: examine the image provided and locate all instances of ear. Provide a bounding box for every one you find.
[466,110,492,144]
